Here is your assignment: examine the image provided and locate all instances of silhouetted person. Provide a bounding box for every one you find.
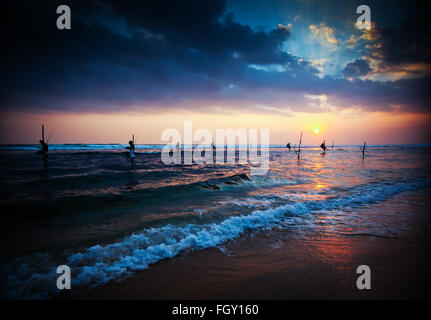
[320,140,327,153]
[286,142,291,150]
[126,140,135,159]
[37,139,48,155]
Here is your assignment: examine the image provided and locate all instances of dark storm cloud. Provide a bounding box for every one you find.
[0,0,297,109]
[0,0,430,114]
[80,0,292,64]
[371,18,431,66]
[352,17,431,79]
[342,59,371,78]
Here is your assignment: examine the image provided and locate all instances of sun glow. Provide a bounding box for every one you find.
[314,128,319,134]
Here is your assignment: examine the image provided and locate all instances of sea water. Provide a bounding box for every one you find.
[0,145,430,298]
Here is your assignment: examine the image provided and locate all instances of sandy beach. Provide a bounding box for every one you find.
[64,232,430,300]
[63,189,431,300]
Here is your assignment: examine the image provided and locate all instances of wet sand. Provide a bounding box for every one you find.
[62,230,431,300]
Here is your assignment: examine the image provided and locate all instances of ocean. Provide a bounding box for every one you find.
[0,144,430,298]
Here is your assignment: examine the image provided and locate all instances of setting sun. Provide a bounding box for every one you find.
[314,128,319,134]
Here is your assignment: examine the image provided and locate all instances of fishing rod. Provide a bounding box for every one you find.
[135,131,141,149]
[295,131,303,160]
[46,129,54,143]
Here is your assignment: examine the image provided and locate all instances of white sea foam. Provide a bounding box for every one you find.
[1,179,426,299]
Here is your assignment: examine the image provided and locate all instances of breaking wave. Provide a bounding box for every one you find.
[1,178,426,299]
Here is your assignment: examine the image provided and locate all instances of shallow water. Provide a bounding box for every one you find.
[0,145,430,298]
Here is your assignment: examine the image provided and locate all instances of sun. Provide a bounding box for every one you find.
[314,128,319,134]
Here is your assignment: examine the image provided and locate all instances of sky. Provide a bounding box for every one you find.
[1,0,430,144]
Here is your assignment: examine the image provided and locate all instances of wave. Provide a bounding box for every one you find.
[1,178,427,299]
[0,172,286,218]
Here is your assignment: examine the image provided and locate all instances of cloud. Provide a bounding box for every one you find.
[309,23,340,47]
[345,23,379,49]
[359,19,431,80]
[309,59,326,78]
[304,94,337,112]
[342,59,372,79]
[0,0,430,116]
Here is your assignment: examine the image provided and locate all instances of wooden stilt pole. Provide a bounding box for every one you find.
[296,131,303,160]
[131,134,134,169]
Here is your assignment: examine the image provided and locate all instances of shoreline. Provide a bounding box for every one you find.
[62,230,431,300]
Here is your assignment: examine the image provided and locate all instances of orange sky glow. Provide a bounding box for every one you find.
[1,109,430,145]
